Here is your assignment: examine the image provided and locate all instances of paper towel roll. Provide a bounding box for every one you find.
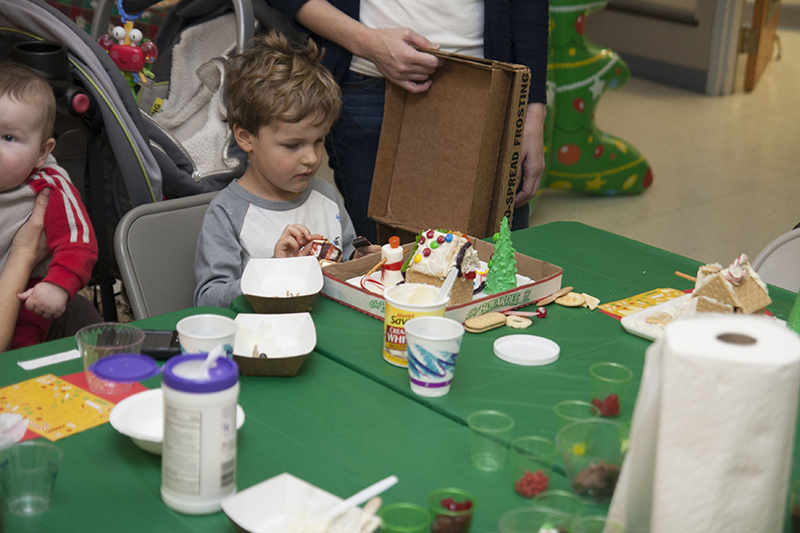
[607,314,800,533]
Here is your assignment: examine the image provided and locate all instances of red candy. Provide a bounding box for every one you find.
[437,235,446,244]
[515,470,549,498]
[423,248,431,257]
[535,307,547,319]
[592,394,620,417]
[427,230,435,239]
[432,498,473,533]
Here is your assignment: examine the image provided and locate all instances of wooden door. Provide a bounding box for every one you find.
[744,0,781,91]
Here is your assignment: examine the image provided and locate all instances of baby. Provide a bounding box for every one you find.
[0,63,98,349]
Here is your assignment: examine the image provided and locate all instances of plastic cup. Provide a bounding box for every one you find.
[497,507,572,533]
[0,441,63,516]
[427,488,476,533]
[532,490,584,516]
[176,314,237,357]
[379,503,431,532]
[554,400,601,429]
[383,283,446,367]
[75,322,145,394]
[555,419,629,504]
[571,515,625,533]
[467,410,514,471]
[404,316,464,397]
[589,362,633,418]
[510,436,558,498]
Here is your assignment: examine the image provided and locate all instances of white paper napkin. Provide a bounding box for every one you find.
[607,314,800,532]
[0,413,28,450]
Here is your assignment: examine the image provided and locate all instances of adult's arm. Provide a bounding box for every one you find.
[510,0,550,204]
[292,0,444,92]
[1,189,50,352]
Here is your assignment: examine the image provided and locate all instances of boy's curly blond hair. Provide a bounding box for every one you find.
[225,30,341,134]
[0,63,56,142]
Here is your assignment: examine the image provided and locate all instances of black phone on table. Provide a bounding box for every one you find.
[141,329,181,359]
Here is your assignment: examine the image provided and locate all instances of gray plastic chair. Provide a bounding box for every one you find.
[114,192,218,320]
[751,228,800,293]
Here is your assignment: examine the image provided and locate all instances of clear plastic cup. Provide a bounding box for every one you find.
[554,400,601,429]
[555,419,629,504]
[75,322,145,394]
[589,362,633,418]
[510,436,558,498]
[467,410,514,471]
[427,487,476,533]
[498,507,572,533]
[0,441,63,516]
[532,489,585,516]
[571,515,625,533]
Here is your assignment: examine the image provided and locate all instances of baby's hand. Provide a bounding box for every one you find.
[353,244,382,260]
[18,281,69,319]
[274,224,324,258]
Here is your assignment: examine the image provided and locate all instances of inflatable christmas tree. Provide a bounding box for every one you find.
[541,0,653,195]
[485,217,518,294]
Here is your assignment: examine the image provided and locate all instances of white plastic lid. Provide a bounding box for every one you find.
[493,335,560,366]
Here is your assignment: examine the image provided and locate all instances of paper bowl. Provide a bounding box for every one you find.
[221,472,381,533]
[241,257,323,313]
[109,388,245,455]
[232,313,316,377]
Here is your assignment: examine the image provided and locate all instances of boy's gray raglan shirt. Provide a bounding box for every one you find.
[194,177,357,308]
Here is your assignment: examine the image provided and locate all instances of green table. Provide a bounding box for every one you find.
[2,309,564,532]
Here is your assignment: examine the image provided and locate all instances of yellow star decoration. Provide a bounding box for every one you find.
[586,175,606,191]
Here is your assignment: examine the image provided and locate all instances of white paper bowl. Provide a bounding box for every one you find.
[241,257,323,313]
[221,472,381,533]
[109,388,245,455]
[232,313,316,377]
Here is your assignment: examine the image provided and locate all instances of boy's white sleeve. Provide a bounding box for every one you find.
[193,193,248,308]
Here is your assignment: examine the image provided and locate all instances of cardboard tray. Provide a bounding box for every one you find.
[321,240,562,323]
[368,50,531,242]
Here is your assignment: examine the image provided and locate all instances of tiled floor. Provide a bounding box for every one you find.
[528,29,800,264]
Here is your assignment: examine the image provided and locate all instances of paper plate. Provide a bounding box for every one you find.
[109,388,245,455]
[493,335,560,366]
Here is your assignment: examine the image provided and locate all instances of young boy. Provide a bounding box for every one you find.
[0,63,98,349]
[194,31,379,308]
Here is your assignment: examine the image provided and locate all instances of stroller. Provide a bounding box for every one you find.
[1,0,297,322]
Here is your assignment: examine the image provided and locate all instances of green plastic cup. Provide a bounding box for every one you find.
[532,489,584,516]
[498,507,572,533]
[510,436,558,498]
[571,515,625,533]
[379,503,431,533]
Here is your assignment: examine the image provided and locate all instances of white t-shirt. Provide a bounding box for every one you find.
[350,0,484,77]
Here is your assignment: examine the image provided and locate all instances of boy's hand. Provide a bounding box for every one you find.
[18,281,69,319]
[274,224,324,258]
[353,244,381,260]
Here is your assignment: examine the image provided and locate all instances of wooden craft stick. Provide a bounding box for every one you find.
[674,271,697,282]
[364,258,387,278]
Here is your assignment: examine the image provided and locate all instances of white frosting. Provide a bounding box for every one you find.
[407,230,479,278]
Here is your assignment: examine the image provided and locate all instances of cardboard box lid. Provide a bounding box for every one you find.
[368,51,530,240]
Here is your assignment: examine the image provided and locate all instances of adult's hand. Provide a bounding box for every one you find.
[11,188,50,266]
[295,0,444,93]
[515,103,547,207]
[1,188,50,352]
[360,27,444,93]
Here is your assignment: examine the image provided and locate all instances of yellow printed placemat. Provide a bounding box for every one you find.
[599,288,688,319]
[0,374,115,441]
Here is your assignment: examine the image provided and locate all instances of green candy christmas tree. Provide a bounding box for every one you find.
[485,217,518,294]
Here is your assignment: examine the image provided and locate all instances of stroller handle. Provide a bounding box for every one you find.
[91,0,254,54]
